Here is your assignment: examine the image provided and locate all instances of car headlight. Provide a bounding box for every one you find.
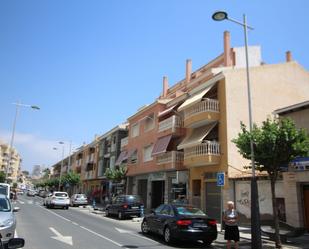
[0,219,14,228]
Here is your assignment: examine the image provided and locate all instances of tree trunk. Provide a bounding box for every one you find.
[270,177,282,248]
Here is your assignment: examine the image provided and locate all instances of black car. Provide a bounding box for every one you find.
[105,195,143,219]
[141,204,217,245]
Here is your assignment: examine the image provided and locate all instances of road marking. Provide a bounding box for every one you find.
[72,222,79,226]
[79,226,124,248]
[49,227,73,246]
[37,205,72,222]
[27,200,34,205]
[17,200,25,204]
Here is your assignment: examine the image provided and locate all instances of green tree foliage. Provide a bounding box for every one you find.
[233,118,309,248]
[105,166,127,182]
[13,182,18,189]
[0,172,6,183]
[61,171,81,187]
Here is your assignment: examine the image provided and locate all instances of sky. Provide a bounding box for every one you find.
[0,0,308,173]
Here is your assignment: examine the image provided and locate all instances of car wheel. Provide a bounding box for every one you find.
[164,226,173,244]
[66,206,69,210]
[118,211,124,220]
[141,220,149,234]
[203,239,213,246]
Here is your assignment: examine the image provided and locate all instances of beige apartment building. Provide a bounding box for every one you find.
[120,31,309,224]
[275,101,309,231]
[0,142,21,183]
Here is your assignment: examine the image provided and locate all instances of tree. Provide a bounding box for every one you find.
[61,171,81,187]
[233,118,309,248]
[105,166,127,182]
[0,172,6,183]
[13,182,18,189]
[21,170,29,176]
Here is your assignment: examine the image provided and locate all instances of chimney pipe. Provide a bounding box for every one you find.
[286,51,292,62]
[224,31,232,66]
[162,76,169,98]
[186,59,192,83]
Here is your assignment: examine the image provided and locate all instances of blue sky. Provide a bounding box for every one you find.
[0,0,308,172]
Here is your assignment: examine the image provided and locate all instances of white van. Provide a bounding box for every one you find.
[0,183,11,199]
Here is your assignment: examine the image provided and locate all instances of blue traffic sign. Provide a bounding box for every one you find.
[217,172,225,186]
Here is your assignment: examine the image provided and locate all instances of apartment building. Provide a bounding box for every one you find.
[97,124,128,201]
[0,142,21,183]
[121,31,309,222]
[274,101,309,230]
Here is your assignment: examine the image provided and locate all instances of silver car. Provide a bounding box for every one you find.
[0,194,19,245]
[70,194,88,207]
[45,192,70,209]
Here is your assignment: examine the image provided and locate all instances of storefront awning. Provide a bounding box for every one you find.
[177,122,217,150]
[177,83,216,112]
[158,105,177,118]
[152,135,172,156]
[115,151,128,166]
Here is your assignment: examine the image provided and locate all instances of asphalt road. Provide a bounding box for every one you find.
[13,195,249,249]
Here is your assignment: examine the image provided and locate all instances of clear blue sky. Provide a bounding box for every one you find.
[0,0,308,172]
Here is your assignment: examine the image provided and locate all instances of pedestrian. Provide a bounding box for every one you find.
[223,201,240,249]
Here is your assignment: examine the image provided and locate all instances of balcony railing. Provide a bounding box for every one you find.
[184,98,219,119]
[184,141,220,158]
[158,115,183,133]
[156,151,184,166]
[121,137,128,148]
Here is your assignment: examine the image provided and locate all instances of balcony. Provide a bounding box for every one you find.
[158,115,184,136]
[184,141,220,167]
[156,151,185,171]
[121,137,128,148]
[75,166,81,173]
[183,99,220,128]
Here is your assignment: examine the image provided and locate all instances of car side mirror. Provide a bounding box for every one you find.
[7,238,25,249]
[13,207,20,212]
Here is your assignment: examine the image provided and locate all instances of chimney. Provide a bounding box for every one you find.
[224,31,232,66]
[286,51,292,62]
[162,76,169,98]
[186,59,192,83]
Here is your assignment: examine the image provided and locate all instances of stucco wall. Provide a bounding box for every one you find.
[281,108,309,132]
[224,62,309,177]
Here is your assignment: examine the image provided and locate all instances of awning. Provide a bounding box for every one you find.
[177,122,217,150]
[125,148,137,160]
[152,135,172,156]
[158,105,177,118]
[115,151,128,166]
[177,83,216,112]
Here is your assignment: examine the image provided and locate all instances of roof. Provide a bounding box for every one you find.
[274,100,309,115]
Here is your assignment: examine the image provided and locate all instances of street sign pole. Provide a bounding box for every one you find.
[217,172,225,232]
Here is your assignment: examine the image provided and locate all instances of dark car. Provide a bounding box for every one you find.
[141,204,217,245]
[105,195,143,219]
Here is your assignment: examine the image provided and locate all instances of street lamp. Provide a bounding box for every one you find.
[6,101,40,183]
[58,142,65,191]
[212,11,262,249]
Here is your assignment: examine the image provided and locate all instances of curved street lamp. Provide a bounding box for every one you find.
[212,11,261,249]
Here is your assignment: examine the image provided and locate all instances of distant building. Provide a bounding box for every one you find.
[0,142,21,183]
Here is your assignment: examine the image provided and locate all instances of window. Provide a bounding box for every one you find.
[131,123,139,137]
[144,113,155,132]
[143,144,153,162]
[130,150,138,164]
[110,156,115,169]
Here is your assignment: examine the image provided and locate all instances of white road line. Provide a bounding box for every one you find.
[37,205,72,222]
[18,200,25,204]
[72,222,79,226]
[79,226,124,248]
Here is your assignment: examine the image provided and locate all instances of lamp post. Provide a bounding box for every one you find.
[212,11,262,249]
[58,142,65,191]
[6,101,40,183]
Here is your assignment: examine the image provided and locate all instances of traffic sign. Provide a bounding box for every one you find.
[217,172,225,186]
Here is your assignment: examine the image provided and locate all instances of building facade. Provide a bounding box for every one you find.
[0,142,21,183]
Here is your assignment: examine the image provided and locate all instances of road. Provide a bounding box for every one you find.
[13,195,251,249]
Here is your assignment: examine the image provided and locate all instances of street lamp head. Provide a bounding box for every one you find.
[59,141,64,145]
[212,11,228,21]
[31,105,40,110]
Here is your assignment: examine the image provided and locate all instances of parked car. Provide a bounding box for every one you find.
[70,194,88,207]
[26,190,36,197]
[141,204,217,245]
[0,194,20,247]
[105,195,143,219]
[38,190,47,198]
[45,192,70,209]
[43,193,53,206]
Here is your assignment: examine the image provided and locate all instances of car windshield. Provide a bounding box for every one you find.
[125,196,141,203]
[0,198,11,212]
[0,186,8,196]
[176,206,206,216]
[55,193,68,197]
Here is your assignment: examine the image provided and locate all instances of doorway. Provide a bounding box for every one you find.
[303,185,309,232]
[205,182,221,221]
[151,181,165,208]
[137,179,148,208]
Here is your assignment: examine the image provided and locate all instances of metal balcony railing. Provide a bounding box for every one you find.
[184,99,219,120]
